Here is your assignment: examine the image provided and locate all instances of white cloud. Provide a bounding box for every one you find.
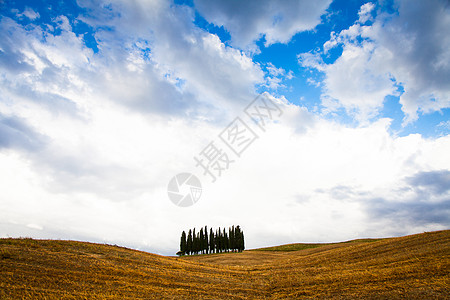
[193,0,332,51]
[373,0,450,124]
[323,31,338,54]
[300,0,450,124]
[298,52,325,71]
[77,0,264,120]
[14,7,40,20]
[300,36,397,122]
[358,2,375,23]
[324,41,397,122]
[438,120,450,130]
[262,63,294,90]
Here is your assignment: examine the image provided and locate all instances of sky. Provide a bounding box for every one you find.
[0,0,449,255]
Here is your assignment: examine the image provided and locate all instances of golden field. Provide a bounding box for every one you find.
[1,230,449,299]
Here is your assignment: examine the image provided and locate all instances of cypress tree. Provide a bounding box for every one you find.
[192,228,197,254]
[187,229,192,255]
[234,225,239,252]
[200,228,204,254]
[197,231,201,254]
[236,226,244,252]
[209,228,214,254]
[222,228,227,252]
[197,229,199,254]
[204,226,209,254]
[229,226,234,252]
[180,231,187,255]
[225,231,229,252]
[216,229,221,253]
[233,225,237,252]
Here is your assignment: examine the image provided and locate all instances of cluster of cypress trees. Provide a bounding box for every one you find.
[178,225,244,256]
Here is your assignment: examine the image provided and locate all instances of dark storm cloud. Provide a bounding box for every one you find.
[7,82,80,117]
[0,17,82,117]
[406,170,450,194]
[0,114,47,151]
[0,18,35,74]
[318,170,450,227]
[366,197,450,226]
[364,170,450,226]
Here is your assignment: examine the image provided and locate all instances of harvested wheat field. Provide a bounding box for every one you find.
[1,230,449,299]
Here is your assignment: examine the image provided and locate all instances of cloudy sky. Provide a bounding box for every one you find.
[1,0,449,255]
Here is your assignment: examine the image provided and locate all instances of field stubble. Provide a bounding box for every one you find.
[1,230,449,299]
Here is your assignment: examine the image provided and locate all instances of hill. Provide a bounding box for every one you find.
[1,230,449,299]
[250,238,382,252]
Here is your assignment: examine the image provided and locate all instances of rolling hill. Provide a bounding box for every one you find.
[1,230,449,299]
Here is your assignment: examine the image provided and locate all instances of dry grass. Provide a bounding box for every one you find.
[250,238,382,252]
[1,230,449,299]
